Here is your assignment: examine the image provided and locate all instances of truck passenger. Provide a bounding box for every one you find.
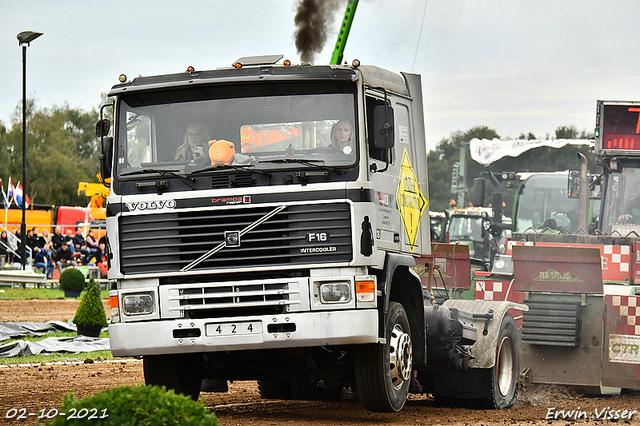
[330,119,353,154]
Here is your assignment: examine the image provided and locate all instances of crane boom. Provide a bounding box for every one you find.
[330,0,359,65]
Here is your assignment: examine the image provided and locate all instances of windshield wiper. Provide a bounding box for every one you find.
[189,164,272,178]
[259,159,345,174]
[119,168,196,189]
[120,168,181,177]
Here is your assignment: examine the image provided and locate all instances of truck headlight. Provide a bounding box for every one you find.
[122,292,154,315]
[319,282,351,304]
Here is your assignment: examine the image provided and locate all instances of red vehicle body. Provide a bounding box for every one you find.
[467,101,640,393]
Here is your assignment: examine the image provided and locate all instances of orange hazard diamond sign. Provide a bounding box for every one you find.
[396,148,428,252]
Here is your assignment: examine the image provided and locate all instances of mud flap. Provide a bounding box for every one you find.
[431,300,527,409]
[431,312,521,408]
[442,300,527,369]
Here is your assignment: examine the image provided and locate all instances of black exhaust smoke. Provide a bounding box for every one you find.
[294,0,344,64]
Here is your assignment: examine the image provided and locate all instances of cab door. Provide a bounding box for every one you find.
[368,93,427,255]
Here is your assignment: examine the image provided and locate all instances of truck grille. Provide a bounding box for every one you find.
[119,203,352,275]
[162,278,301,319]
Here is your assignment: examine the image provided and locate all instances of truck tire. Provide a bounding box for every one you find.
[486,314,519,409]
[143,353,203,401]
[257,380,293,400]
[355,302,412,412]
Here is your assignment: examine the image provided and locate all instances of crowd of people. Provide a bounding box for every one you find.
[0,225,107,280]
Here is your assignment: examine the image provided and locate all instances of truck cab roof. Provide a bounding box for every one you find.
[109,61,410,98]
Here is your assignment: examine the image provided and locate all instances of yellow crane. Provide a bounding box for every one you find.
[77,181,109,221]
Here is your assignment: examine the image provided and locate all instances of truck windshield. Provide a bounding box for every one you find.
[114,83,357,177]
[515,174,582,233]
[447,214,488,260]
[448,216,483,242]
[601,164,640,235]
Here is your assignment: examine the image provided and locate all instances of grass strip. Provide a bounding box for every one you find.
[0,350,115,365]
[0,288,109,299]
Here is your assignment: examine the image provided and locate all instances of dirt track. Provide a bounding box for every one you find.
[1,299,639,426]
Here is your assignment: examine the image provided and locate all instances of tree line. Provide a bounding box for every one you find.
[426,125,598,213]
[0,100,100,207]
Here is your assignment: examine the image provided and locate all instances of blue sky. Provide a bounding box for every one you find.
[1,0,639,151]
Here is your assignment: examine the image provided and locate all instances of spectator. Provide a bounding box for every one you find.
[0,230,14,266]
[37,228,51,248]
[86,229,99,251]
[64,229,78,256]
[33,242,55,279]
[63,229,82,259]
[89,242,108,277]
[21,229,39,262]
[26,229,39,253]
[51,226,65,253]
[8,228,18,265]
[28,227,40,250]
[53,241,76,275]
[72,227,91,263]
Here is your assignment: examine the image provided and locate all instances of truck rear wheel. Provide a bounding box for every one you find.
[143,353,203,401]
[355,302,412,412]
[486,314,519,409]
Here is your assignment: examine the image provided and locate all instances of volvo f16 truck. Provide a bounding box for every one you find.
[100,56,523,412]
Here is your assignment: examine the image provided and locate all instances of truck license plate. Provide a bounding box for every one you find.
[205,321,262,337]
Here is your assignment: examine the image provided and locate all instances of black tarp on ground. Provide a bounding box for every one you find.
[0,321,76,341]
[0,335,109,357]
[0,321,109,357]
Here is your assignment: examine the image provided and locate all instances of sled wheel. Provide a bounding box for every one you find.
[355,302,413,412]
[143,353,203,401]
[487,314,519,409]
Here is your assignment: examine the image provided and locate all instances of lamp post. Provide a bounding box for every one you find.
[17,31,43,271]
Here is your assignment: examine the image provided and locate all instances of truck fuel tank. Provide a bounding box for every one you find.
[424,304,477,370]
[425,304,477,346]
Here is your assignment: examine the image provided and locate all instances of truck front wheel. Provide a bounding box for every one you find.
[143,353,203,401]
[355,302,413,412]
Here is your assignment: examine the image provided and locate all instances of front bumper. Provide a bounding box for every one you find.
[109,309,379,357]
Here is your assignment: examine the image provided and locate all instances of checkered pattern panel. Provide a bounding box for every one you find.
[474,279,525,304]
[603,244,631,274]
[608,295,640,336]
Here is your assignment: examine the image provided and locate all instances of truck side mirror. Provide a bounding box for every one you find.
[100,136,113,186]
[567,169,580,199]
[373,105,394,149]
[492,192,503,224]
[481,212,491,238]
[96,119,110,137]
[472,178,485,207]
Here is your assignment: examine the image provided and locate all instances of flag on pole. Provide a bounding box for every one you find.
[13,181,29,208]
[7,177,14,207]
[23,184,30,208]
[0,178,8,209]
[13,181,22,207]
